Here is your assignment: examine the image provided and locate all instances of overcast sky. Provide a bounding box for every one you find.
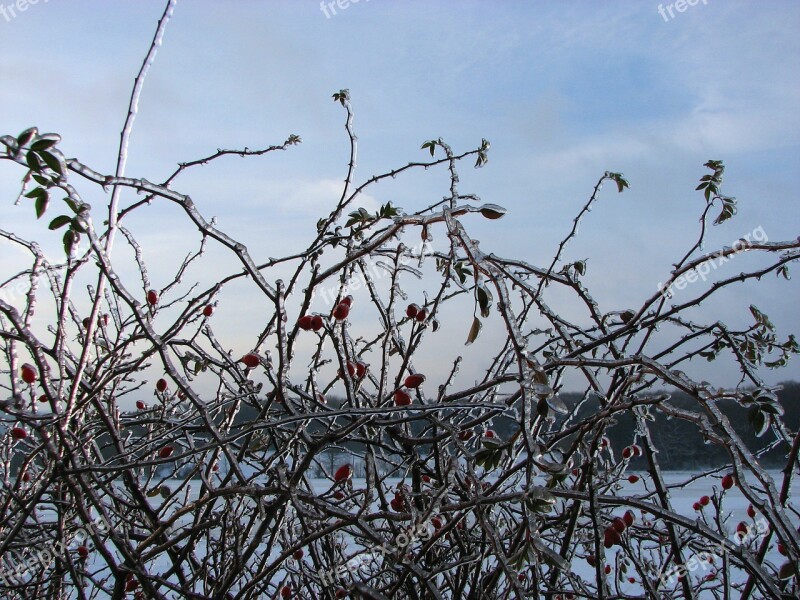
[1,1,798,392]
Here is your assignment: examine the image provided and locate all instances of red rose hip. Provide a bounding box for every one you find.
[404,373,426,388]
[334,464,352,483]
[333,302,350,321]
[241,353,260,368]
[20,363,38,385]
[394,389,412,406]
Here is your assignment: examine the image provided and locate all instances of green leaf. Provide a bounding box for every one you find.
[574,260,586,276]
[465,316,481,345]
[16,127,38,147]
[421,140,436,157]
[24,187,46,200]
[35,194,49,219]
[476,284,492,318]
[748,407,768,437]
[39,150,66,177]
[49,215,72,230]
[31,138,60,152]
[26,151,42,173]
[63,230,77,256]
[332,89,350,106]
[47,215,72,231]
[713,196,737,225]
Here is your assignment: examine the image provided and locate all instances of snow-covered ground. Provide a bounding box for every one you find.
[12,471,796,597]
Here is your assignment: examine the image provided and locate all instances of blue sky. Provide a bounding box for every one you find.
[1,1,798,391]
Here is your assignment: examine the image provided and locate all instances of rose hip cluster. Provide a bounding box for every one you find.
[603,510,636,548]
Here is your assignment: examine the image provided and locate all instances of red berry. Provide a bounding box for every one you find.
[11,427,27,440]
[159,446,174,459]
[422,475,431,483]
[202,305,214,317]
[146,290,158,305]
[241,353,260,368]
[628,577,635,583]
[335,589,347,599]
[628,475,639,484]
[778,543,787,556]
[334,464,352,483]
[572,468,581,476]
[310,315,324,331]
[458,429,473,441]
[736,521,749,538]
[38,394,48,403]
[125,576,138,592]
[20,363,38,385]
[586,554,596,567]
[136,401,146,410]
[622,446,632,459]
[280,585,292,599]
[394,389,412,406]
[355,361,368,379]
[297,315,314,330]
[404,373,426,388]
[82,317,91,329]
[316,393,327,404]
[333,302,350,321]
[293,549,304,560]
[623,510,635,527]
[604,565,612,575]
[390,497,404,512]
[22,472,30,482]
[721,473,735,490]
[406,303,420,318]
[415,308,427,322]
[77,545,89,558]
[341,295,353,307]
[632,444,642,456]
[156,378,168,393]
[693,502,702,511]
[612,517,626,533]
[700,495,711,506]
[431,517,443,529]
[603,527,620,548]
[333,490,345,500]
[600,437,610,448]
[343,361,357,378]
[747,504,756,518]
